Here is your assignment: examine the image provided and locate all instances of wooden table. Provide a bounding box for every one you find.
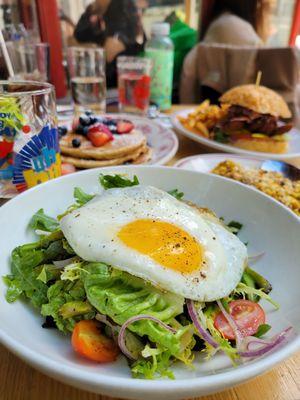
[1,106,299,400]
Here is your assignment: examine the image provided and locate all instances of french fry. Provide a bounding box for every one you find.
[178,100,228,138]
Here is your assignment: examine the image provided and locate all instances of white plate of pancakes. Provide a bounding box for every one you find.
[171,85,300,160]
[59,114,178,168]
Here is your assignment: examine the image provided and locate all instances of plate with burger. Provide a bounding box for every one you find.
[172,84,300,159]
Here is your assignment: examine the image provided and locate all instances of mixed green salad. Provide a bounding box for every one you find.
[3,174,292,379]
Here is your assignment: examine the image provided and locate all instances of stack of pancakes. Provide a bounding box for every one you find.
[60,129,152,168]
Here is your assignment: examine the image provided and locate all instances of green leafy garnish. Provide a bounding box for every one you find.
[244,266,272,294]
[4,244,48,307]
[57,187,95,220]
[254,324,272,338]
[84,263,194,358]
[227,221,243,235]
[73,187,95,206]
[202,306,238,362]
[234,283,279,309]
[60,261,88,282]
[168,189,184,200]
[41,279,95,333]
[29,209,59,233]
[213,128,230,143]
[99,174,139,189]
[132,346,175,379]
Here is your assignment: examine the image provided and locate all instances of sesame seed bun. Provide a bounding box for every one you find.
[219,84,292,119]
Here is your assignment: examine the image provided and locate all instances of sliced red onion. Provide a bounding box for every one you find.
[118,314,176,361]
[186,300,219,349]
[238,327,293,358]
[248,252,265,265]
[216,300,243,346]
[53,257,79,268]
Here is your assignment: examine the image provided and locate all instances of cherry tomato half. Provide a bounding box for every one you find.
[214,300,266,340]
[71,320,119,363]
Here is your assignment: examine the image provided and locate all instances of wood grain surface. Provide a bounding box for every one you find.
[1,105,299,400]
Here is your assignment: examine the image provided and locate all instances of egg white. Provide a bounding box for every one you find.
[60,185,247,301]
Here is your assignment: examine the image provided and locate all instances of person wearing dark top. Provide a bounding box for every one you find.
[74,0,146,87]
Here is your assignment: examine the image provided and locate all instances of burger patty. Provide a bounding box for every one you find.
[219,105,292,136]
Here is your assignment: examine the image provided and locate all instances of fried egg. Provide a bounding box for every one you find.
[60,185,247,301]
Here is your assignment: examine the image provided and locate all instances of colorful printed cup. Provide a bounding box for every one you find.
[0,81,61,195]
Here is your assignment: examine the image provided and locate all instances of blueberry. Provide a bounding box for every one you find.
[90,116,99,124]
[79,115,91,126]
[85,110,93,116]
[58,125,68,137]
[72,138,81,148]
[82,126,89,136]
[75,124,84,134]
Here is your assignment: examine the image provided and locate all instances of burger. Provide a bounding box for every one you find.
[214,84,293,153]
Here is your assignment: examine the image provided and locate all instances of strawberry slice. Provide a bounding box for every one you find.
[88,123,112,135]
[87,123,114,147]
[61,163,76,175]
[116,120,134,134]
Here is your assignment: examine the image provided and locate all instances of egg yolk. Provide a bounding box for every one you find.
[118,219,202,273]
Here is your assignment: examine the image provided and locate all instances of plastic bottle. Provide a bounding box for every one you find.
[145,22,174,111]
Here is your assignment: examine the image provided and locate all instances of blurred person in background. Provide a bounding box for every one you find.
[180,0,276,104]
[200,0,274,46]
[74,0,146,87]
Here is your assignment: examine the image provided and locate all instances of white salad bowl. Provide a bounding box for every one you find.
[0,166,299,400]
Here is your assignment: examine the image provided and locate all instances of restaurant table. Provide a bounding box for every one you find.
[0,105,299,400]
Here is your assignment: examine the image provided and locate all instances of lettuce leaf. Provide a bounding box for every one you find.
[57,187,95,220]
[73,187,95,206]
[29,209,59,232]
[4,231,74,307]
[233,283,279,309]
[202,306,238,362]
[131,345,175,379]
[83,263,194,358]
[4,243,48,307]
[99,174,139,189]
[41,279,95,333]
[168,189,184,200]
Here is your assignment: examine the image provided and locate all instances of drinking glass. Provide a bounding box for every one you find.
[117,56,152,114]
[67,47,106,114]
[0,81,61,196]
[7,42,50,82]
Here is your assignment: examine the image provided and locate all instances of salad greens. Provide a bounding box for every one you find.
[3,173,281,380]
[167,188,184,200]
[100,174,139,189]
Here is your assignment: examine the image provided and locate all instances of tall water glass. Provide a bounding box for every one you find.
[7,42,50,82]
[0,81,61,196]
[67,47,106,114]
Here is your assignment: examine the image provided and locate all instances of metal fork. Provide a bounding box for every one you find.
[261,160,300,181]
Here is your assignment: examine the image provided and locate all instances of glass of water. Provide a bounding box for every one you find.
[67,47,106,114]
[7,42,50,82]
